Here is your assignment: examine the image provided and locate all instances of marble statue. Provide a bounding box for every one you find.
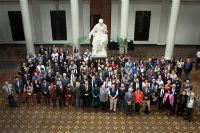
[89,19,108,58]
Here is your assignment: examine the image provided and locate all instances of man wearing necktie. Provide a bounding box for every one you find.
[143,86,151,114]
[158,85,165,110]
[3,81,18,108]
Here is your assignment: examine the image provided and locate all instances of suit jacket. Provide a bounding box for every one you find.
[3,84,13,97]
[95,77,104,87]
[132,82,142,92]
[41,83,49,93]
[124,92,134,102]
[14,80,24,93]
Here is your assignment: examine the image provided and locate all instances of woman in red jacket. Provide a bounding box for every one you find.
[134,88,144,114]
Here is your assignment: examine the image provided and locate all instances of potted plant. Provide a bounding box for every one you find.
[79,36,87,44]
[117,37,128,54]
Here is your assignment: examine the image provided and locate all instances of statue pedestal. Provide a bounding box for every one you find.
[91,57,106,62]
[91,48,107,58]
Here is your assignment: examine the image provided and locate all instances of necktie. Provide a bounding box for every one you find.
[7,86,11,95]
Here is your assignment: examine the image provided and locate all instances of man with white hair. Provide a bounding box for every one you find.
[124,86,134,115]
[89,19,108,57]
[185,92,196,121]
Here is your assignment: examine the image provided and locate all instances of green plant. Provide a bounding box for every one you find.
[79,36,87,44]
[64,43,73,48]
[117,37,128,48]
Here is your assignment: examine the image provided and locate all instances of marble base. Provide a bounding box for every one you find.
[91,51,107,58]
[91,57,106,64]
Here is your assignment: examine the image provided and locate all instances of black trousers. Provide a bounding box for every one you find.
[36,93,41,103]
[185,108,193,121]
[83,96,90,108]
[8,95,17,108]
[58,96,66,107]
[176,104,185,116]
[100,101,107,111]
[43,93,50,104]
[158,97,164,110]
[176,67,182,77]
[196,57,200,70]
[135,102,141,113]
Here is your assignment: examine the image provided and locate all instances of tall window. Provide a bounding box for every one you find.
[50,11,67,40]
[8,11,25,41]
[134,11,151,41]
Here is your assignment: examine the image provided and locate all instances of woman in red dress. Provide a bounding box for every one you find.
[49,82,57,107]
[65,83,74,111]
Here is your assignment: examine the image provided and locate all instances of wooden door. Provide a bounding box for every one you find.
[90,0,111,37]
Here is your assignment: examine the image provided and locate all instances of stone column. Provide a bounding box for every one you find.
[70,0,80,52]
[30,0,43,43]
[158,0,170,45]
[20,0,35,56]
[119,0,129,54]
[164,0,180,60]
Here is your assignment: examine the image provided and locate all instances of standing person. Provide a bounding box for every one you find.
[158,85,165,110]
[176,57,184,78]
[171,84,178,115]
[74,81,81,109]
[24,81,33,106]
[99,83,108,112]
[49,82,57,107]
[81,80,91,109]
[56,80,66,108]
[108,83,118,112]
[41,80,50,104]
[66,83,74,111]
[2,81,18,108]
[118,83,126,112]
[33,80,41,104]
[196,50,200,70]
[176,90,188,116]
[92,83,100,108]
[185,92,196,121]
[124,87,134,115]
[163,90,174,115]
[143,85,151,114]
[134,88,144,114]
[183,59,193,81]
[14,77,24,104]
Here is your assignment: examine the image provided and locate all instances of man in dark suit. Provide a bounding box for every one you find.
[80,77,91,109]
[56,80,66,108]
[39,45,46,55]
[41,80,50,104]
[184,59,193,81]
[95,72,104,87]
[14,77,24,104]
[132,78,142,92]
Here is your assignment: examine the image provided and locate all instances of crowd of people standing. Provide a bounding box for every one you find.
[2,45,197,122]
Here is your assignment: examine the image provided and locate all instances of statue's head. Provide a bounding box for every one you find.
[99,19,103,24]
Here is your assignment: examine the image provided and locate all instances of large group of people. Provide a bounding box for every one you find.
[2,45,198,122]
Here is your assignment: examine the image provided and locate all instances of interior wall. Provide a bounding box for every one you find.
[0,0,200,45]
[175,4,200,45]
